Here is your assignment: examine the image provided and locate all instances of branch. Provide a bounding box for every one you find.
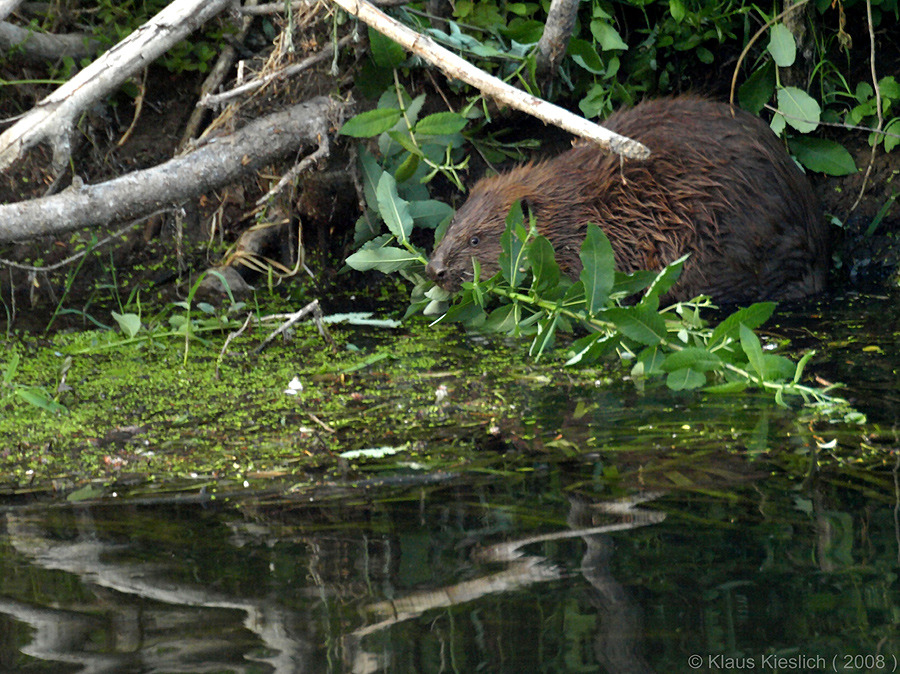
[535,0,579,83]
[0,0,234,172]
[0,20,101,63]
[329,0,650,160]
[0,0,23,22]
[0,96,342,244]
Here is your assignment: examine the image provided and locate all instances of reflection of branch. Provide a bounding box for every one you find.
[0,597,122,674]
[363,557,560,627]
[477,491,666,563]
[355,492,664,624]
[4,511,308,674]
[569,498,658,674]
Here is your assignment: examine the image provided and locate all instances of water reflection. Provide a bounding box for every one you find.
[2,462,898,674]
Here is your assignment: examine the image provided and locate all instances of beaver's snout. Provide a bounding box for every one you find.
[425,257,462,292]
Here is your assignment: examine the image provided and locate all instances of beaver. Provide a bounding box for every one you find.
[425,97,828,303]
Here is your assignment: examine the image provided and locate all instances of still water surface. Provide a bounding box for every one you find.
[2,293,899,674]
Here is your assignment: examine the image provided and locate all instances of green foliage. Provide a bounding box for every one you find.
[357,0,880,176]
[76,272,247,364]
[59,0,231,75]
[846,78,900,153]
[346,186,849,410]
[1,352,67,414]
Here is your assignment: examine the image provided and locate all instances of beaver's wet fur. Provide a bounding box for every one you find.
[426,97,828,303]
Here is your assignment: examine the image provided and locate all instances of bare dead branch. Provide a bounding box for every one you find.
[0,96,343,244]
[199,34,354,108]
[0,0,234,172]
[179,0,259,148]
[0,0,24,22]
[535,0,579,82]
[0,20,101,63]
[253,299,333,355]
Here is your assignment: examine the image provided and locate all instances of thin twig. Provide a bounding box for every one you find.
[849,0,883,215]
[216,312,254,379]
[255,134,330,206]
[199,34,353,108]
[253,299,334,355]
[728,0,812,106]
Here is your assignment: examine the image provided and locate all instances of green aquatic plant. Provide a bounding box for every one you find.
[1,352,67,414]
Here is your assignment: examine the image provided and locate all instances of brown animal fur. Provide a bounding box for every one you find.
[426,97,828,303]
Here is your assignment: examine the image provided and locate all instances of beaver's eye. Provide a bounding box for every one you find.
[470,236,480,246]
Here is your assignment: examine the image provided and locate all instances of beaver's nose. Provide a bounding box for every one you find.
[425,260,447,284]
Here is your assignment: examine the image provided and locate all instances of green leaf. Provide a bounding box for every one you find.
[66,485,104,502]
[644,254,687,300]
[739,61,775,114]
[612,270,656,298]
[3,353,19,385]
[661,347,723,373]
[767,23,796,67]
[579,83,612,118]
[368,25,406,68]
[345,246,420,273]
[606,304,668,346]
[530,235,560,292]
[788,137,857,175]
[709,302,775,348]
[669,0,686,22]
[376,173,413,244]
[878,75,900,99]
[635,345,667,375]
[565,331,618,366]
[415,111,468,135]
[529,314,559,359]
[590,19,628,51]
[740,323,766,382]
[761,353,796,380]
[386,130,424,157]
[339,108,402,138]
[357,147,384,214]
[666,367,707,390]
[407,200,454,229]
[394,152,420,183]
[580,224,615,314]
[568,38,606,74]
[883,118,900,153]
[704,380,749,393]
[111,311,142,338]
[503,20,545,43]
[775,86,820,133]
[499,202,527,288]
[16,388,65,413]
[483,304,520,333]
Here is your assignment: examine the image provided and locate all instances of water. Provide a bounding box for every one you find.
[2,293,899,673]
[2,454,897,673]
